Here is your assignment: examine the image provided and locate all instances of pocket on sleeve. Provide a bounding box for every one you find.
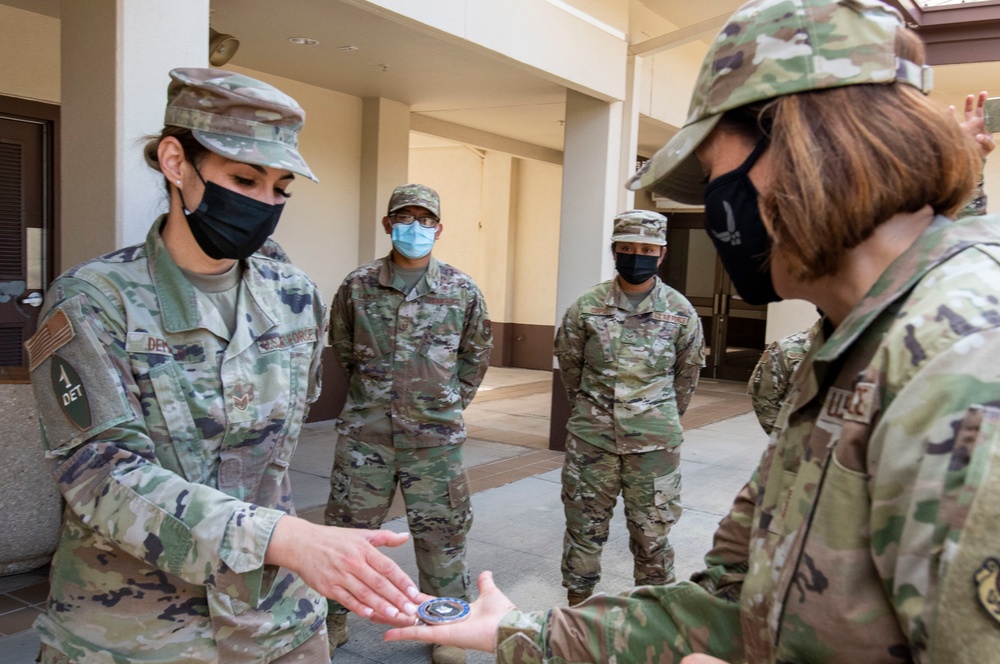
[28,298,134,455]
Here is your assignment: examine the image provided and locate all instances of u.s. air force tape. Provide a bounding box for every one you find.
[416,598,470,625]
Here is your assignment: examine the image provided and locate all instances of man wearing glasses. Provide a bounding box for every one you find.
[324,184,492,664]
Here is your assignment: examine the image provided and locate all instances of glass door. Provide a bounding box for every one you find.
[659,212,766,382]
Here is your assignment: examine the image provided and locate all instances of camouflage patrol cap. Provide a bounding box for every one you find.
[611,210,667,246]
[387,183,441,218]
[165,67,317,182]
[626,0,932,205]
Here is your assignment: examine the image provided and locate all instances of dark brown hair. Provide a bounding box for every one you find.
[720,28,980,282]
[143,127,211,195]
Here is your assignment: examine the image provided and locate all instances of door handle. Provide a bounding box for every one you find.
[20,292,43,308]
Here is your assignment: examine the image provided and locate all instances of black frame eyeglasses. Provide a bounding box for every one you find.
[390,212,439,228]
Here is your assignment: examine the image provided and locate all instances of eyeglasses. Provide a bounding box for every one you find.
[390,213,439,228]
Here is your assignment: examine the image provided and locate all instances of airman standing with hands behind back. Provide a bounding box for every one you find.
[556,210,705,606]
[325,183,493,664]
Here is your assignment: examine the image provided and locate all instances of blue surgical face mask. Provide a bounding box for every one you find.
[391,221,437,259]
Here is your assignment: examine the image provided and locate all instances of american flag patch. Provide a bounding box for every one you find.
[25,309,75,372]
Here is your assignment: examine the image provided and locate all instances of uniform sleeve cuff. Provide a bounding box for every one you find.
[496,609,548,664]
[216,505,285,605]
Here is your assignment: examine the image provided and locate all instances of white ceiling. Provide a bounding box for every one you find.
[5,0,998,158]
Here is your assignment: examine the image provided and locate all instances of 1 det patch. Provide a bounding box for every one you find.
[975,557,1000,625]
[51,354,92,429]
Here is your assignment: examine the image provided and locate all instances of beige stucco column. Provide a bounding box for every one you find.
[0,0,209,577]
[359,97,410,263]
[619,53,643,213]
[549,88,624,451]
[59,0,208,269]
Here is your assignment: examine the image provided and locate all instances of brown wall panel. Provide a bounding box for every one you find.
[489,320,512,367]
[307,346,347,423]
[509,322,555,371]
[548,368,570,452]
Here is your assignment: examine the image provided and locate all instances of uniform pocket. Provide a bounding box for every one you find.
[145,361,207,483]
[653,467,683,526]
[447,472,470,510]
[583,314,617,365]
[360,299,392,358]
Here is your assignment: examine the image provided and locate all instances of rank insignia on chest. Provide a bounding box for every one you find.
[974,557,1000,625]
[229,384,255,412]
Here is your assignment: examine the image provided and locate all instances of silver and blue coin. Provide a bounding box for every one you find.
[416,598,471,624]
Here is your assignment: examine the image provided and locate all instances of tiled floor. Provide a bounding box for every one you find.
[0,368,756,662]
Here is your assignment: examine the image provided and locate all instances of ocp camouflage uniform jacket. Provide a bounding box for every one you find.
[746,320,819,435]
[496,214,1000,663]
[554,277,705,454]
[331,254,492,448]
[26,220,327,663]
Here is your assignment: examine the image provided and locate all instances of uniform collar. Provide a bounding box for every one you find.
[377,253,442,296]
[146,217,278,338]
[606,277,667,313]
[815,214,1000,364]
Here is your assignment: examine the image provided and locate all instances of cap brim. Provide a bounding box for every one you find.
[388,202,438,217]
[192,130,318,182]
[611,234,666,246]
[626,114,720,206]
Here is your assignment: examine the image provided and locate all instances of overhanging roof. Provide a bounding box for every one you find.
[886,0,1000,65]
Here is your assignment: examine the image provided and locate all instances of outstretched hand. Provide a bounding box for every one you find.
[265,516,419,619]
[382,571,516,653]
[952,90,996,158]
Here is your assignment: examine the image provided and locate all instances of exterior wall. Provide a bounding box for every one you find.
[512,159,562,326]
[227,66,364,303]
[765,299,821,344]
[0,4,60,104]
[409,145,486,283]
[629,0,707,130]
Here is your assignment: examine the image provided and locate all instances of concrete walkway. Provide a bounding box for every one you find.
[302,369,768,663]
[0,368,768,663]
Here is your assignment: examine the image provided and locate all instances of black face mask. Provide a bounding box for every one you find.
[615,251,660,285]
[702,139,780,305]
[181,171,284,260]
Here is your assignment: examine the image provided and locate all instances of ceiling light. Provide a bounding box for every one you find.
[339,45,359,52]
[288,37,319,46]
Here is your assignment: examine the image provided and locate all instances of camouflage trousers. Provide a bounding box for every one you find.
[325,437,472,614]
[561,435,682,593]
[37,628,328,663]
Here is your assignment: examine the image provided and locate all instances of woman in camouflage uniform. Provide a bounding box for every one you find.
[555,210,704,605]
[385,1,1000,662]
[26,68,418,663]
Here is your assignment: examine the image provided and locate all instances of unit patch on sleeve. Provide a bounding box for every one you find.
[975,557,1000,625]
[51,354,92,430]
